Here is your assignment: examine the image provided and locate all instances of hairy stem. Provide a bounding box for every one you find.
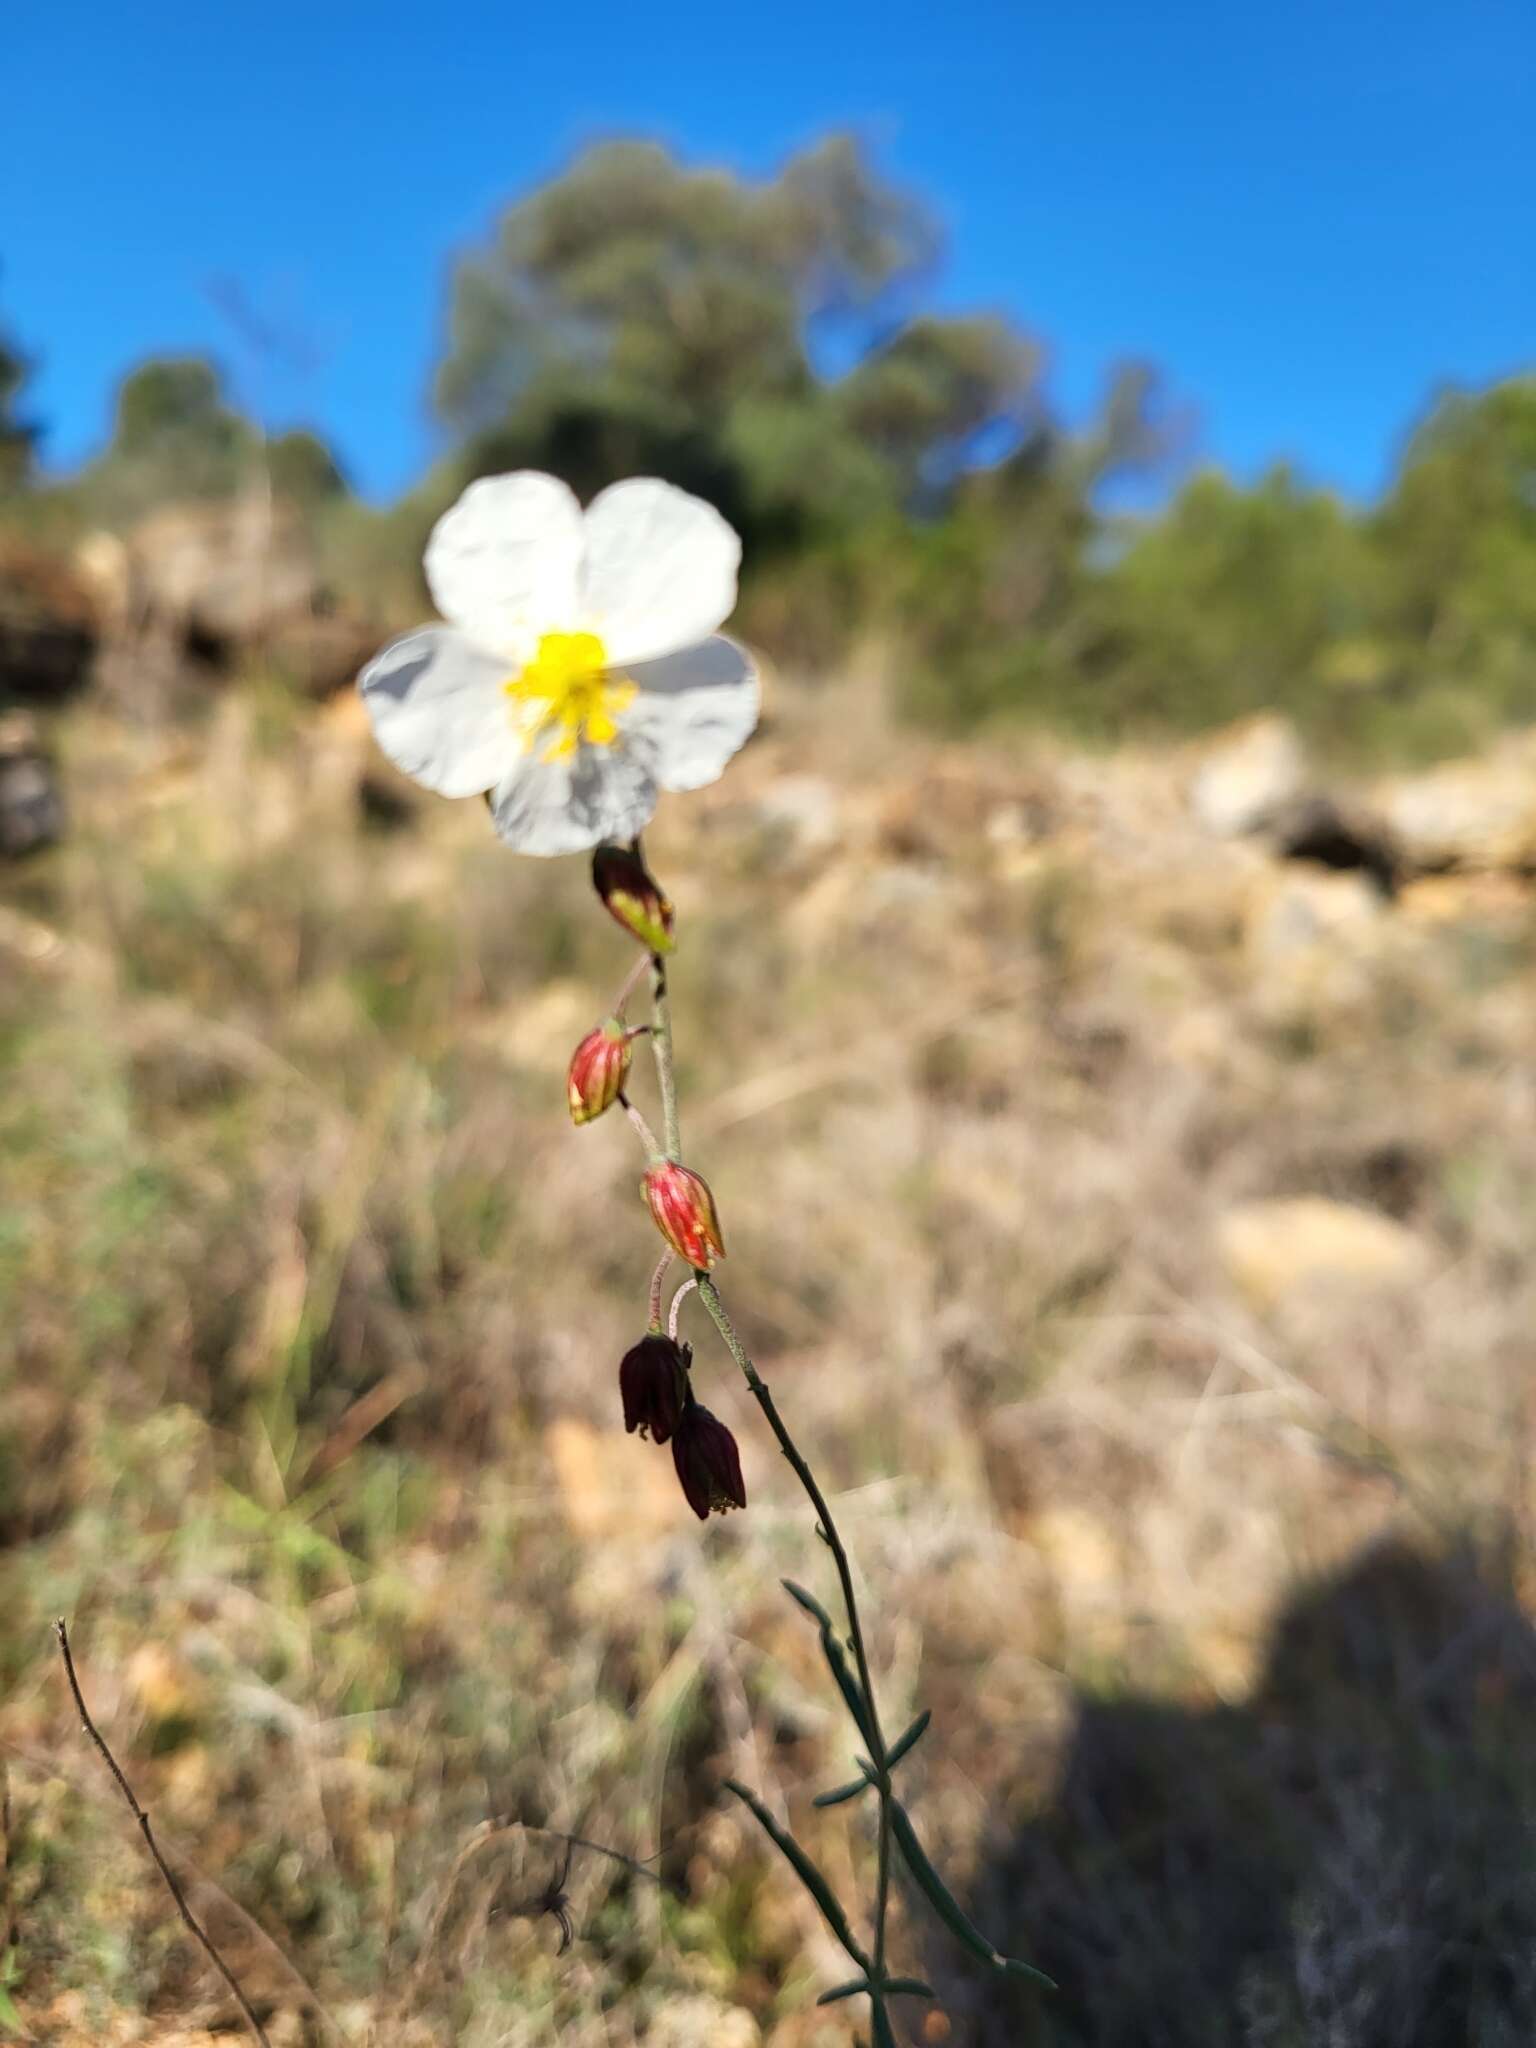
[648,1252,675,1332]
[613,950,651,1018]
[618,1091,662,1162]
[649,952,681,1164]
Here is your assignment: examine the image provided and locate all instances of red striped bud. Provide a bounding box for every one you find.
[642,1161,725,1269]
[619,1333,691,1443]
[672,1401,746,1520]
[592,843,675,955]
[567,1020,634,1126]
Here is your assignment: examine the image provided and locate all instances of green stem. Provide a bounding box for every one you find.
[649,953,681,1164]
[613,950,651,1018]
[638,870,896,2038]
[696,1275,896,2038]
[618,1092,663,1162]
[873,1795,893,2016]
[695,1284,888,1758]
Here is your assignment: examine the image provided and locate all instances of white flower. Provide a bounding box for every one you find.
[360,472,760,855]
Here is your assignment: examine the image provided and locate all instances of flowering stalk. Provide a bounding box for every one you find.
[358,467,1044,2027]
[648,945,682,1164]
[589,836,1052,2043]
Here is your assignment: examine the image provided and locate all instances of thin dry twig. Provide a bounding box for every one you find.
[404,1814,673,2006]
[54,1617,272,2048]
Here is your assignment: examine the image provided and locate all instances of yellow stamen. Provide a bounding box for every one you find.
[504,630,636,761]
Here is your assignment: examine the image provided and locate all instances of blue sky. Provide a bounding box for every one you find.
[5,0,1533,504]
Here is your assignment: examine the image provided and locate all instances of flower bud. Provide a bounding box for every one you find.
[619,1333,691,1443]
[642,1161,725,1269]
[567,1020,633,1126]
[592,843,675,955]
[672,1401,747,1520]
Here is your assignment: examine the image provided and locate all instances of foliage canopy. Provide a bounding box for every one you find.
[5,136,1536,762]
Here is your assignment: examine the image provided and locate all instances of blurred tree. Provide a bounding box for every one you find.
[835,313,1044,497]
[111,358,251,472]
[77,356,349,527]
[1373,377,1536,686]
[432,136,1046,553]
[438,135,934,432]
[266,427,348,506]
[13,135,1529,764]
[84,355,257,517]
[0,321,38,493]
[1085,464,1378,734]
[895,363,1190,732]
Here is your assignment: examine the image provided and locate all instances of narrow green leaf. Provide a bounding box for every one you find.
[885,1708,932,1770]
[781,1579,877,1744]
[818,1626,876,1744]
[813,1773,874,1809]
[815,1978,870,2006]
[786,1572,872,1736]
[724,1779,870,1970]
[890,1801,1056,1991]
[781,1578,834,1629]
[885,1977,937,1998]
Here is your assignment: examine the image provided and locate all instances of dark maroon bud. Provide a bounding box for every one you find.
[671,1401,747,1521]
[592,843,675,954]
[619,1334,691,1444]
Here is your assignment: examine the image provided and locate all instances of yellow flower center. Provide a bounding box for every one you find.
[504,631,636,762]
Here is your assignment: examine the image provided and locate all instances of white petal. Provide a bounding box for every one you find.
[359,626,518,798]
[580,478,741,666]
[622,636,760,793]
[488,745,658,857]
[425,471,583,659]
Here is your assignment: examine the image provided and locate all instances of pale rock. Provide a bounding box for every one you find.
[1217,1196,1431,1312]
[1385,745,1536,873]
[96,497,317,644]
[1245,868,1388,1018]
[1397,870,1533,925]
[1190,714,1308,838]
[1247,868,1383,960]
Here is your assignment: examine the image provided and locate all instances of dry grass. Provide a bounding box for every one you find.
[3,660,1536,2044]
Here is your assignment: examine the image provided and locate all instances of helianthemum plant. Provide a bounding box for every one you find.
[361,469,1050,2043]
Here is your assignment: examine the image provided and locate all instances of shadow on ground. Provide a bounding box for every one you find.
[936,1534,1536,2047]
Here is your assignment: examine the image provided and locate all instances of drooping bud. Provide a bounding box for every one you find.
[567,1020,634,1125]
[642,1161,725,1269]
[619,1333,691,1443]
[671,1401,747,1520]
[592,843,675,955]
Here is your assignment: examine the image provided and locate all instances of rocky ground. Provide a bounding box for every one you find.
[4,527,1536,2043]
